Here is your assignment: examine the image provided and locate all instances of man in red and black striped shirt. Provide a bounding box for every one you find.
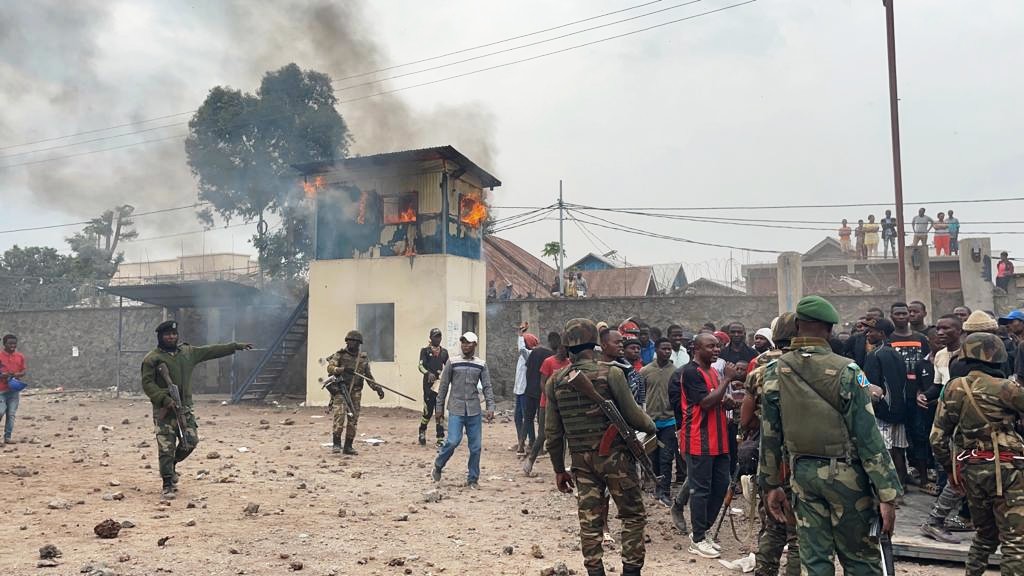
[679,333,738,558]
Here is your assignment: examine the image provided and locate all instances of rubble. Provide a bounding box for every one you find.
[531,544,545,559]
[39,544,62,559]
[94,519,122,539]
[244,502,260,515]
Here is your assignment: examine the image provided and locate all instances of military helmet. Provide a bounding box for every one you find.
[564,318,599,348]
[345,330,364,343]
[771,313,798,346]
[961,332,1007,365]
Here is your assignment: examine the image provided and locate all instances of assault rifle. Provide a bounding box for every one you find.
[316,356,417,402]
[564,368,660,483]
[319,374,356,417]
[156,363,192,453]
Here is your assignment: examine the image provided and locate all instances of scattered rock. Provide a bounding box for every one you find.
[97,425,113,432]
[157,536,172,547]
[259,419,270,425]
[337,508,347,518]
[94,519,122,539]
[408,505,418,514]
[531,544,545,559]
[393,514,409,522]
[281,418,296,426]
[350,471,362,479]
[539,562,572,576]
[39,544,62,559]
[228,547,240,554]
[108,479,121,487]
[279,553,290,559]
[11,466,33,478]
[118,554,131,563]
[47,498,70,510]
[521,508,530,514]
[207,451,221,459]
[121,418,130,425]
[37,559,60,568]
[423,489,443,503]
[120,520,135,528]
[502,545,514,555]
[289,560,303,571]
[387,558,406,567]
[102,492,125,501]
[243,502,260,515]
[185,518,196,527]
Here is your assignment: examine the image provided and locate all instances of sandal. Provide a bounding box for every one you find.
[919,482,941,497]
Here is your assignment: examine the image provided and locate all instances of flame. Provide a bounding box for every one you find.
[397,206,417,223]
[460,193,488,228]
[302,175,325,199]
[356,190,368,225]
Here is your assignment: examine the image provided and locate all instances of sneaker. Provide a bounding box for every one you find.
[467,481,480,490]
[688,537,720,559]
[431,466,442,482]
[657,494,673,508]
[920,522,960,544]
[418,431,426,446]
[706,534,722,551]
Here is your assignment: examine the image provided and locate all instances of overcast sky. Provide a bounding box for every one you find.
[1,0,1022,285]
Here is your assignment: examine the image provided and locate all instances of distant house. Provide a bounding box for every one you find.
[742,236,963,296]
[580,266,658,297]
[685,278,745,296]
[569,252,621,271]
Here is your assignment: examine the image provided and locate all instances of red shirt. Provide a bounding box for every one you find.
[679,363,729,456]
[0,350,27,393]
[539,355,570,408]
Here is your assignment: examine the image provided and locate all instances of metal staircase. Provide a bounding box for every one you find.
[231,292,309,403]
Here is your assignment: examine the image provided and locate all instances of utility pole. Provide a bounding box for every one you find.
[884,0,907,288]
[558,180,565,294]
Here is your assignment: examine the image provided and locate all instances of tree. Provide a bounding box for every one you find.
[66,205,138,279]
[185,63,352,279]
[541,241,564,270]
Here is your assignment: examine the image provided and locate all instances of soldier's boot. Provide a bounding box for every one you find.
[621,563,642,576]
[586,566,606,576]
[418,430,427,446]
[342,439,359,456]
[161,479,176,499]
[332,433,342,454]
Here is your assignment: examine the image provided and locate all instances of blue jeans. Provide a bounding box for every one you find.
[0,390,20,441]
[434,413,483,483]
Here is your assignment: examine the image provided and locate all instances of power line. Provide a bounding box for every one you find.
[0,203,207,235]
[0,0,668,153]
[333,0,703,94]
[0,1,757,169]
[567,196,1024,212]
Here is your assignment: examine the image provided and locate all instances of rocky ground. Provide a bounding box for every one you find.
[1,392,990,575]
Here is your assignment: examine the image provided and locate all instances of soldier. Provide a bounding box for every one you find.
[141,320,252,498]
[930,332,1024,575]
[546,318,656,576]
[759,296,901,575]
[740,313,799,576]
[326,330,383,455]
[417,328,449,447]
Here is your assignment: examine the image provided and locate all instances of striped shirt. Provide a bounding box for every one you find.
[436,355,494,417]
[679,362,729,456]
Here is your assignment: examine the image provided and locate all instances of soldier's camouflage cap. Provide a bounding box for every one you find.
[961,332,1008,365]
[345,330,363,343]
[771,313,798,346]
[795,295,840,325]
[564,318,599,349]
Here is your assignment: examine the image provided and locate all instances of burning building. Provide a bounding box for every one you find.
[294,146,500,407]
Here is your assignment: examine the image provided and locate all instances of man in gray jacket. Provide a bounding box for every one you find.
[432,331,495,488]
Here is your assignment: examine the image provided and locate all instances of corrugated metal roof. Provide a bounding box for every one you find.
[578,267,657,297]
[484,236,556,299]
[292,145,501,189]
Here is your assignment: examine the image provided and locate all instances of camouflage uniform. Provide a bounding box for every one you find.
[759,336,902,576]
[326,335,382,449]
[141,338,242,486]
[546,318,656,576]
[930,332,1024,576]
[746,347,800,576]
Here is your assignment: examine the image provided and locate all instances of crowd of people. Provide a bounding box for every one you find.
[839,208,962,259]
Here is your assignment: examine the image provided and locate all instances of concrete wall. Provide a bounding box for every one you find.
[484,291,965,398]
[306,254,486,408]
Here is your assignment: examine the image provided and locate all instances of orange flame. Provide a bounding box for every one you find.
[397,206,417,223]
[356,190,368,225]
[302,175,325,199]
[460,193,488,228]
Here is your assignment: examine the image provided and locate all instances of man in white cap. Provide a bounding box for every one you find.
[432,331,494,488]
[753,328,774,355]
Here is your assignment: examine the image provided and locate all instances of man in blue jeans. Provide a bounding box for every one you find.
[0,334,28,444]
[433,331,495,488]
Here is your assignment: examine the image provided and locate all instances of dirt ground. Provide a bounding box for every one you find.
[0,392,992,575]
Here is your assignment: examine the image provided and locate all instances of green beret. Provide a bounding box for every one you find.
[795,295,840,325]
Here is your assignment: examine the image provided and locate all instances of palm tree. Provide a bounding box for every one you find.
[541,241,564,269]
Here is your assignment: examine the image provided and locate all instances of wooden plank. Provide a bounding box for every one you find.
[891,491,1000,566]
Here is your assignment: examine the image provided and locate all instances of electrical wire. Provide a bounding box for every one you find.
[0,1,757,169]
[0,203,208,235]
[1,0,667,153]
[567,195,1024,212]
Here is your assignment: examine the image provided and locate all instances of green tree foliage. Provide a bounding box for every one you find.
[185,63,351,278]
[66,204,138,279]
[541,241,564,269]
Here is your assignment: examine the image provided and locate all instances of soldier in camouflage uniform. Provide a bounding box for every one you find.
[741,313,800,576]
[326,330,383,455]
[930,332,1024,575]
[759,296,901,575]
[546,318,656,576]
[141,320,251,498]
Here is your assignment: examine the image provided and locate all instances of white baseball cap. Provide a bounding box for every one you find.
[460,331,479,343]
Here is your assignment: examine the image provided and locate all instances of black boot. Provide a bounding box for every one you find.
[332,434,342,454]
[586,566,606,576]
[342,439,358,455]
[621,563,642,576]
[161,479,176,499]
[418,430,426,446]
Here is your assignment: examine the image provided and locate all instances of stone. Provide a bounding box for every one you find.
[531,544,544,559]
[12,466,33,477]
[47,498,70,510]
[157,536,172,547]
[207,451,222,459]
[539,562,571,576]
[94,519,122,539]
[39,544,62,559]
[387,558,406,567]
[108,480,121,486]
[502,545,514,555]
[102,492,124,501]
[289,560,303,571]
[37,559,60,568]
[423,489,443,503]
[244,502,260,515]
[118,554,131,563]
[393,514,409,522]
[350,471,362,479]
[121,418,130,425]
[120,520,136,528]
[185,519,196,527]
[281,418,296,426]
